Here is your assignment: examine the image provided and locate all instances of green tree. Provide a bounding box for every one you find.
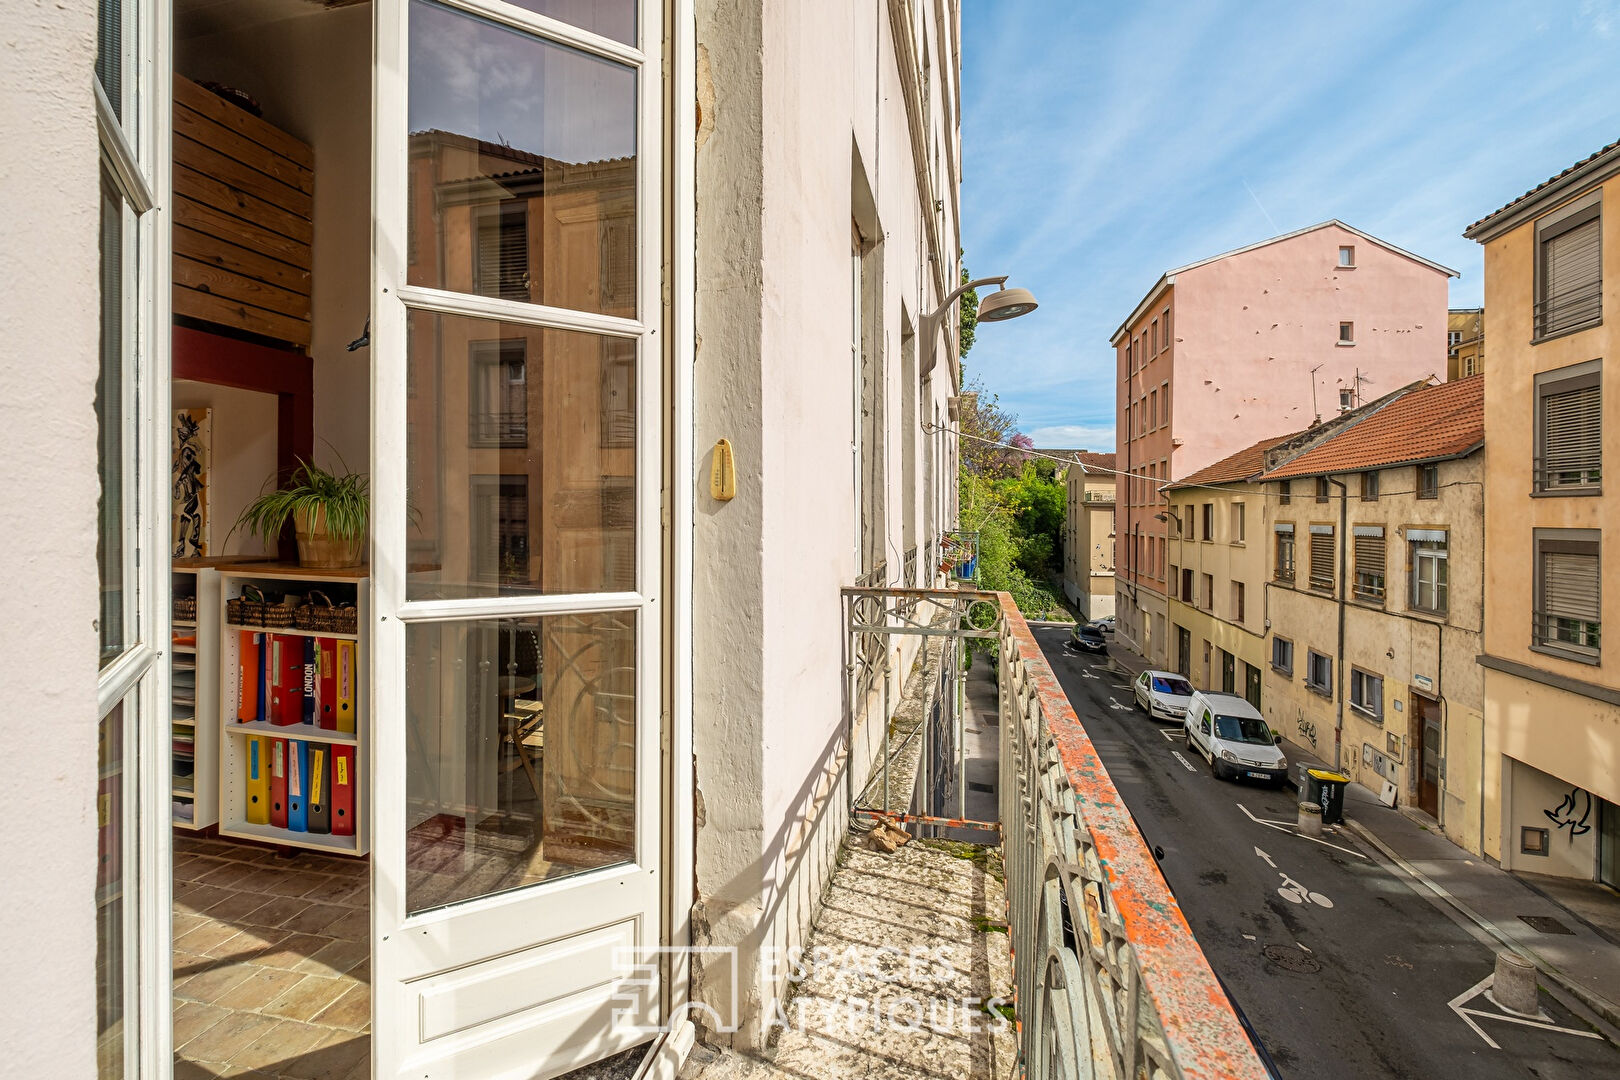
[958,264,979,370]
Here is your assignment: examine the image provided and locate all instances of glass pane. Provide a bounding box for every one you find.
[98,169,128,667]
[406,311,636,600]
[502,0,636,44]
[96,0,123,120]
[96,697,132,1079]
[408,0,638,318]
[405,612,637,913]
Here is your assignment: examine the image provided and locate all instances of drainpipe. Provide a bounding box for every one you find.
[1330,476,1348,773]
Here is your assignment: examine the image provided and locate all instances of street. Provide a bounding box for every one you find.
[1033,626,1620,1080]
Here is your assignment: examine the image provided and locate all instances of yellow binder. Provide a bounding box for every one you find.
[336,640,356,734]
[245,736,270,825]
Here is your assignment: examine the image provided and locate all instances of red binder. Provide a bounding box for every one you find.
[237,631,262,721]
[331,744,356,836]
[269,738,289,828]
[269,634,303,725]
[317,638,338,730]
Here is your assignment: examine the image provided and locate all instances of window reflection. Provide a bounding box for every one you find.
[408,0,637,318]
[502,0,636,45]
[98,170,126,667]
[96,700,128,1079]
[407,312,636,599]
[405,613,636,914]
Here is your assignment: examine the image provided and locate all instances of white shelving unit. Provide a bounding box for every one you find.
[171,564,225,830]
[217,565,369,856]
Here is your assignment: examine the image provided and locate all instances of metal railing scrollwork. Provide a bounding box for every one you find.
[996,594,1268,1080]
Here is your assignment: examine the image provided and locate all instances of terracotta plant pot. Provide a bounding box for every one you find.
[293,505,366,569]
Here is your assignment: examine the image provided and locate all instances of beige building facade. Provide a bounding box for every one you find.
[1466,138,1620,883]
[1062,453,1116,620]
[1448,307,1485,379]
[1259,377,1486,854]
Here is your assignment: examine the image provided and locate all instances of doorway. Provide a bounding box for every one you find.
[1412,693,1441,818]
[1175,625,1191,678]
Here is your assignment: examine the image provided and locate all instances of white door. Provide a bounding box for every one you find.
[371,1,664,1075]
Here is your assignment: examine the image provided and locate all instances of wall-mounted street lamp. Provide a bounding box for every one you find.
[922,275,1038,377]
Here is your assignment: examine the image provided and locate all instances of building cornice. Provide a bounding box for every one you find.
[1477,652,1620,708]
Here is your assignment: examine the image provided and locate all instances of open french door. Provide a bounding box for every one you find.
[370,1,664,1075]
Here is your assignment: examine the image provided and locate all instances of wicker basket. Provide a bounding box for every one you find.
[173,595,197,622]
[226,585,267,627]
[294,590,357,634]
[262,593,300,629]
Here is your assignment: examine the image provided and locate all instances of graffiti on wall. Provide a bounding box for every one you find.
[1545,788,1593,839]
[1296,710,1317,749]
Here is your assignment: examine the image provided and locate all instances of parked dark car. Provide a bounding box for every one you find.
[1069,623,1108,653]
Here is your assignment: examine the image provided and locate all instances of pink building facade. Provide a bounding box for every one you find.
[1111,221,1456,665]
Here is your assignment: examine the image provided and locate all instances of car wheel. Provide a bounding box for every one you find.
[1212,760,1228,781]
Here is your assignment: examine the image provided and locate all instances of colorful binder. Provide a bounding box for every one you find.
[302,637,318,725]
[269,634,303,726]
[331,744,355,837]
[237,631,262,721]
[269,738,288,829]
[317,638,338,730]
[307,745,331,834]
[245,736,270,825]
[286,740,309,832]
[335,640,356,733]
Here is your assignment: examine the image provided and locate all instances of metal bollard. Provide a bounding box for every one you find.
[1493,951,1539,1016]
[1297,801,1323,837]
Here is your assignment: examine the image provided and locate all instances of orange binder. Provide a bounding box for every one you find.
[237,631,262,721]
[331,744,356,837]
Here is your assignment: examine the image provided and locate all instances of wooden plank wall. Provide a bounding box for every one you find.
[173,75,314,349]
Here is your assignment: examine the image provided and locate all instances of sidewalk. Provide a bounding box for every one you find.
[1277,734,1620,1031]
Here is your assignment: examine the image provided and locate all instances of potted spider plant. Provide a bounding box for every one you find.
[234,459,369,568]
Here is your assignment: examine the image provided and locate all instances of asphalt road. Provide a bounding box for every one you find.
[1033,626,1620,1080]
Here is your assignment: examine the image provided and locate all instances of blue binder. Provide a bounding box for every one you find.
[286,739,310,832]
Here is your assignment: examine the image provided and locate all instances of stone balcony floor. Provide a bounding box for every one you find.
[682,835,1016,1080]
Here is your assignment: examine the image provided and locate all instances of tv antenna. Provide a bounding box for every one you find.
[1309,364,1323,425]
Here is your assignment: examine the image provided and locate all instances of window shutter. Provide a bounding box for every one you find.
[1541,217,1602,336]
[1543,551,1600,622]
[1309,525,1334,590]
[1542,383,1601,487]
[1354,526,1385,599]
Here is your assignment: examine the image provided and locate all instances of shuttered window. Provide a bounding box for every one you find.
[1536,201,1602,339]
[1309,524,1334,592]
[1536,361,1601,491]
[1274,523,1295,582]
[1353,525,1385,602]
[1534,529,1601,661]
[475,203,531,302]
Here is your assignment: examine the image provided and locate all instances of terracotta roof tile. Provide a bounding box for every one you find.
[1169,433,1301,490]
[1260,376,1483,480]
[1073,451,1116,475]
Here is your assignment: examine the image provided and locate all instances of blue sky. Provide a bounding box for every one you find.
[959,0,1620,450]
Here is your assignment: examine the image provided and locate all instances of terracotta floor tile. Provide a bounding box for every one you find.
[197,860,261,887]
[206,890,287,925]
[176,918,253,956]
[255,934,336,972]
[275,1029,370,1080]
[173,912,211,939]
[337,1056,372,1080]
[262,975,351,1022]
[277,903,350,936]
[265,871,334,899]
[229,867,292,895]
[174,854,224,883]
[320,910,369,944]
[181,1009,284,1064]
[311,983,370,1032]
[173,1001,232,1050]
[239,896,310,929]
[300,878,357,906]
[173,1059,222,1080]
[208,927,292,963]
[214,965,308,1012]
[174,964,254,1006]
[293,939,369,979]
[176,883,241,914]
[229,1019,330,1072]
[321,879,369,908]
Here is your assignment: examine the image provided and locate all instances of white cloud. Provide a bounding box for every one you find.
[1027,424,1117,451]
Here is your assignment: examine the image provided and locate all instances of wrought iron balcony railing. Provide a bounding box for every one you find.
[843,585,1269,1078]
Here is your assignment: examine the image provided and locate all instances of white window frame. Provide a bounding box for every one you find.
[1338,321,1355,345]
[1349,668,1383,720]
[1305,649,1332,695]
[1408,528,1448,615]
[95,0,174,1075]
[1338,245,1355,268]
[1271,635,1294,676]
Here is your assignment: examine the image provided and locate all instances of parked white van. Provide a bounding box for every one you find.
[1183,691,1288,785]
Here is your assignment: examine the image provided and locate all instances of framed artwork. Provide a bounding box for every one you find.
[172,408,212,557]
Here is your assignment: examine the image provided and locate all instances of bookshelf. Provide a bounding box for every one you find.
[170,565,222,830]
[217,565,369,855]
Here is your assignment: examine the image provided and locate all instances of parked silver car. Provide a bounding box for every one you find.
[1133,669,1194,721]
